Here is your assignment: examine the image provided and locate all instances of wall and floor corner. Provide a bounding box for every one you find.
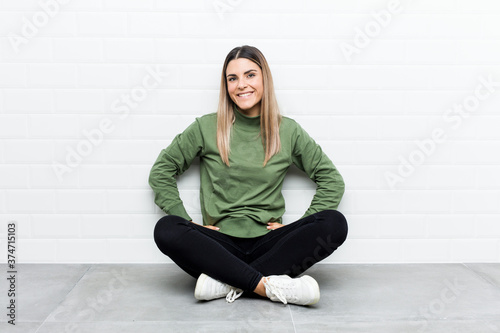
[0,0,500,264]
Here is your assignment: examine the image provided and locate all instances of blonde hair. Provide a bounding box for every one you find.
[216,45,281,166]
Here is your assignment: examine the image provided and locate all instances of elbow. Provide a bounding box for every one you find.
[337,173,346,196]
[335,175,346,207]
[148,171,156,190]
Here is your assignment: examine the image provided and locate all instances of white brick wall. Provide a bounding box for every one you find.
[1,0,500,263]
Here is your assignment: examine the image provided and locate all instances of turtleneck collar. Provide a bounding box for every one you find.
[233,106,261,131]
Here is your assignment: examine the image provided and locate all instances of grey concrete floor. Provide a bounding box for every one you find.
[1,263,500,333]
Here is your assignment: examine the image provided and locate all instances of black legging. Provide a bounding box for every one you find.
[154,210,348,292]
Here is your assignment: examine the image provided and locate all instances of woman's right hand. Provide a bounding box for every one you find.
[190,221,220,231]
[203,225,220,231]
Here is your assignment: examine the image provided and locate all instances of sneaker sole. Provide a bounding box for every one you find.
[301,275,320,305]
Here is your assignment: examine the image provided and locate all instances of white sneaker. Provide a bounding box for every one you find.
[263,275,320,305]
[194,273,243,303]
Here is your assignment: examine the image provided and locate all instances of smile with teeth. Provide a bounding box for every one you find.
[237,92,254,98]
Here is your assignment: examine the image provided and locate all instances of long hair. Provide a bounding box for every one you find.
[216,45,281,166]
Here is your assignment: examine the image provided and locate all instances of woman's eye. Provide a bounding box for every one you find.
[248,73,255,78]
[228,77,236,82]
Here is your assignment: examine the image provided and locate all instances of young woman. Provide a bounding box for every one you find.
[149,45,347,306]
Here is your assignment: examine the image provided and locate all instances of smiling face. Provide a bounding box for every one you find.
[226,58,264,117]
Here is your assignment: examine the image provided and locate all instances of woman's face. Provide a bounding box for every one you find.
[226,58,264,117]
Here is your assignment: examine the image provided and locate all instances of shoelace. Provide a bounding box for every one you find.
[226,288,243,303]
[263,278,296,305]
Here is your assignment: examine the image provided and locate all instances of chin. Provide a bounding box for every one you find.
[237,103,255,110]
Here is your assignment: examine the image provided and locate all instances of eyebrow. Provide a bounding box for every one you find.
[226,69,258,78]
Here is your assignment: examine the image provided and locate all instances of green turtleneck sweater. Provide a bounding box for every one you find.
[149,108,345,238]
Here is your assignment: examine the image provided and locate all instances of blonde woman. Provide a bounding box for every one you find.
[149,45,347,305]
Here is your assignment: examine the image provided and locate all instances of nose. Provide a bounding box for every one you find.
[237,78,247,89]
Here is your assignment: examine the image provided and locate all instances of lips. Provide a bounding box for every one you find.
[237,91,254,97]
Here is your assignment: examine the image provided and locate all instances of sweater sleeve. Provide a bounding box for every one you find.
[291,122,345,218]
[148,119,204,221]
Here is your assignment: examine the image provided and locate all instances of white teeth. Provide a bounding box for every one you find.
[238,92,252,97]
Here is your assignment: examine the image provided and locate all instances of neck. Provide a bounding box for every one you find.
[237,103,261,117]
[233,105,261,131]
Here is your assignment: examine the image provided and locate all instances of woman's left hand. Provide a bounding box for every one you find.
[267,222,285,230]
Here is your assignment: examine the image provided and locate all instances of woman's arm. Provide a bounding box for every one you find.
[148,120,204,221]
[291,122,345,218]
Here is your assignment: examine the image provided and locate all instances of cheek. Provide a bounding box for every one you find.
[256,86,263,98]
[227,86,237,102]
[227,83,237,94]
[256,81,263,94]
